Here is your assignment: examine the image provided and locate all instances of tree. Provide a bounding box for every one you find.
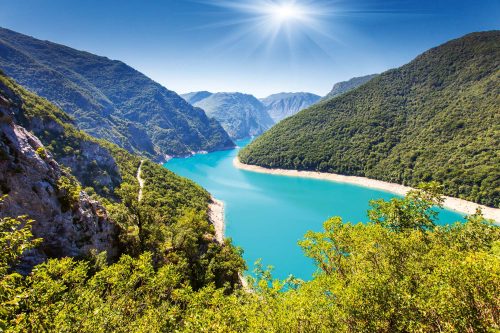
[0,196,41,329]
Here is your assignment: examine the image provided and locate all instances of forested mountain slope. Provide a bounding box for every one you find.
[240,31,500,207]
[261,92,321,122]
[190,92,275,139]
[0,27,234,159]
[0,71,244,287]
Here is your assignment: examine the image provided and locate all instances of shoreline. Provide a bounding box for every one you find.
[208,197,252,291]
[233,157,500,223]
[162,145,237,164]
[208,197,225,243]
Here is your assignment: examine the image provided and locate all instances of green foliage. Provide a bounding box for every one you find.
[1,185,499,332]
[105,157,246,289]
[368,182,445,232]
[0,71,122,198]
[240,32,500,207]
[0,196,41,330]
[1,30,498,331]
[34,147,47,159]
[0,65,245,303]
[56,175,82,211]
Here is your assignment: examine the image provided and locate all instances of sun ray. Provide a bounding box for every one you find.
[193,0,407,65]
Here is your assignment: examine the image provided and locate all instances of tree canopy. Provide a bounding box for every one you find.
[1,185,498,332]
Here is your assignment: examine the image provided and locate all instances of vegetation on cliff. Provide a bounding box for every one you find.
[0,71,245,291]
[0,30,498,332]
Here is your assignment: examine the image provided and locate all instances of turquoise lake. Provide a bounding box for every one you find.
[165,139,465,280]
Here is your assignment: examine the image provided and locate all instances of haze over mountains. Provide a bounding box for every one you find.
[181,91,214,105]
[260,92,321,122]
[240,31,500,207]
[182,91,323,139]
[0,27,234,160]
[185,92,274,139]
[0,26,379,160]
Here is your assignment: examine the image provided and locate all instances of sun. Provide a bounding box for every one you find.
[271,3,303,22]
[203,0,335,51]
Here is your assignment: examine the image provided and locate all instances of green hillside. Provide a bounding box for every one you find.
[0,27,234,159]
[240,31,500,207]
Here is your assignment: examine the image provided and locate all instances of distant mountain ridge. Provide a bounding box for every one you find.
[182,90,323,139]
[260,92,321,122]
[181,91,213,104]
[183,92,275,139]
[322,74,378,101]
[0,27,234,160]
[240,31,500,207]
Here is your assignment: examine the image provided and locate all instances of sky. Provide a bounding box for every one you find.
[0,0,499,97]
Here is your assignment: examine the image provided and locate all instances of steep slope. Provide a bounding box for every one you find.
[181,91,213,104]
[240,31,500,207]
[261,92,321,122]
[321,74,378,101]
[0,71,245,285]
[0,27,234,159]
[0,78,118,270]
[192,92,275,139]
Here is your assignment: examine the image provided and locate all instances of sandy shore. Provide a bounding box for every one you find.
[208,197,225,243]
[208,197,252,291]
[234,157,500,223]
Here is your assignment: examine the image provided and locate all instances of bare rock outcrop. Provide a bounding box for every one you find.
[0,96,118,271]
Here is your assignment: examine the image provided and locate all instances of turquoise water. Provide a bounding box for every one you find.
[165,139,465,280]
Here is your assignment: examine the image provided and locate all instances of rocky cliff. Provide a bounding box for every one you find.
[0,92,118,271]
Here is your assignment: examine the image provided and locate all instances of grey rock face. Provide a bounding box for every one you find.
[191,92,275,139]
[181,91,213,105]
[0,95,118,271]
[260,92,321,122]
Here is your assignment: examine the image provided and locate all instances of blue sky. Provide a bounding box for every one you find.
[0,0,498,97]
